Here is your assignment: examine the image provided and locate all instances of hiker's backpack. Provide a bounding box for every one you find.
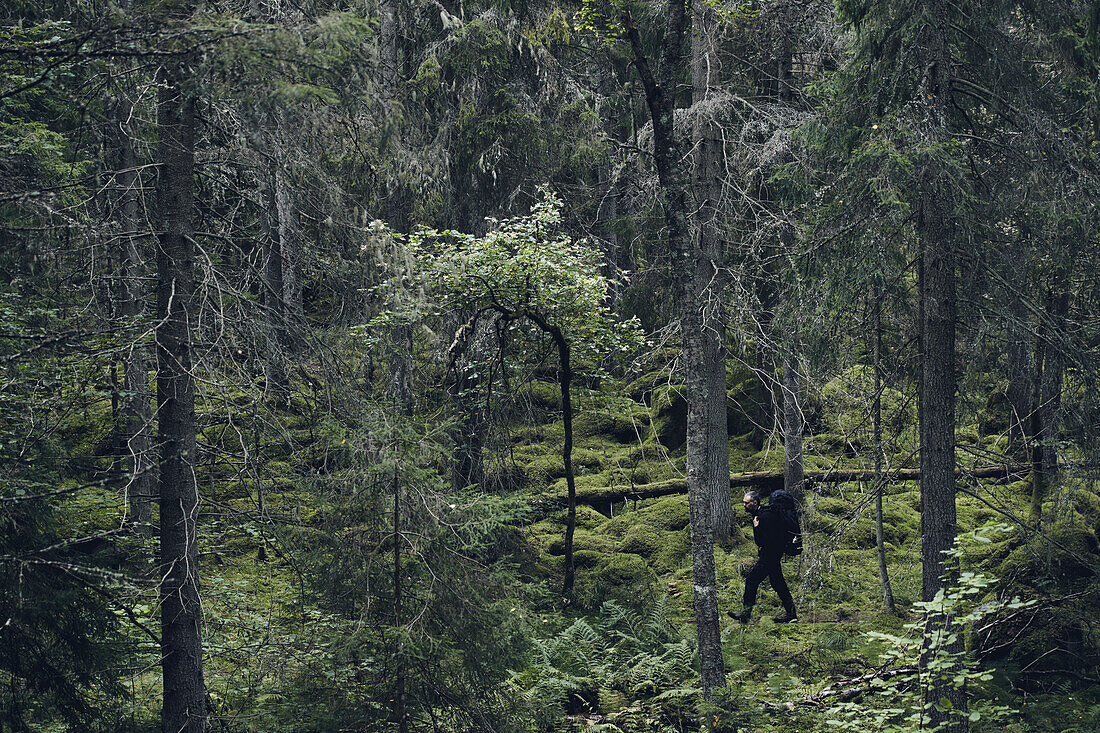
[768,489,803,556]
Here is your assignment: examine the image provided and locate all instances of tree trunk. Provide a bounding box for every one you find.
[1039,291,1068,485]
[392,456,407,733]
[555,330,577,599]
[262,175,289,399]
[781,354,804,501]
[111,79,156,535]
[692,0,734,545]
[1005,235,1032,457]
[156,56,207,733]
[273,158,302,326]
[1031,289,1069,522]
[916,9,963,725]
[624,2,725,701]
[873,293,897,614]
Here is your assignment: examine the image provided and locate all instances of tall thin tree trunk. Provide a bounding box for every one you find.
[262,176,289,398]
[392,455,407,733]
[555,332,577,598]
[917,10,962,725]
[1039,291,1068,484]
[624,3,725,702]
[1032,289,1069,522]
[873,293,897,614]
[781,354,804,500]
[111,79,156,535]
[692,0,734,544]
[273,160,302,326]
[1005,235,1032,457]
[156,55,206,733]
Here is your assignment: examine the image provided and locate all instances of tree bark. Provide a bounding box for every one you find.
[110,78,156,535]
[692,0,735,545]
[873,293,897,614]
[262,174,289,398]
[1031,289,1069,522]
[156,55,207,733]
[624,2,725,701]
[916,8,963,725]
[553,328,577,598]
[1005,234,1032,457]
[272,159,302,325]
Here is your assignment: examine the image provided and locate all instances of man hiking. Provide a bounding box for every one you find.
[730,490,798,624]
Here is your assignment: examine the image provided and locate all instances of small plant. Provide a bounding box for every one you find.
[825,524,1033,732]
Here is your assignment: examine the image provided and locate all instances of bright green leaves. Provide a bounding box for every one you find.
[408,190,645,374]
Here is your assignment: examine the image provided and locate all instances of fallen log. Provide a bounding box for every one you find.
[561,463,1031,508]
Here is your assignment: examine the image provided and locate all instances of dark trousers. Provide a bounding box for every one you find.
[743,550,794,610]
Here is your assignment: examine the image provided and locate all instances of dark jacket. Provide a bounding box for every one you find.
[751,505,788,553]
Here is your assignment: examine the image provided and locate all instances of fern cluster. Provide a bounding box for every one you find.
[518,598,700,731]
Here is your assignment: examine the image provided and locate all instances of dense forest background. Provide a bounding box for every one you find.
[2,0,1099,730]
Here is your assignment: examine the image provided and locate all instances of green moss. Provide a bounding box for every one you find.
[650,384,686,448]
[624,369,673,403]
[516,380,562,411]
[573,549,602,568]
[573,407,650,442]
[585,553,658,610]
[598,514,632,538]
[814,496,853,517]
[618,524,663,558]
[653,528,690,572]
[545,529,617,556]
[636,495,690,531]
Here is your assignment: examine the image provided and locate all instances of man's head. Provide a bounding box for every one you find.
[742,491,761,514]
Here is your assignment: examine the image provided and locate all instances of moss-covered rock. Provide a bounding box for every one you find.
[517,380,562,411]
[573,549,602,568]
[618,524,663,558]
[999,522,1099,583]
[574,552,657,612]
[624,369,672,404]
[636,495,690,531]
[650,384,687,448]
[573,408,650,443]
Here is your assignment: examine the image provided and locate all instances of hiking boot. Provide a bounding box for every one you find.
[727,606,753,624]
[772,608,798,624]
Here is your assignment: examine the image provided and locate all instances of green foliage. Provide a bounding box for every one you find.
[520,600,699,731]
[825,525,1032,733]
[411,190,644,371]
[272,410,534,732]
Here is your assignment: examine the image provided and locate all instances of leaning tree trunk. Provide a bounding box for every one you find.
[692,0,735,544]
[156,53,207,733]
[624,2,725,702]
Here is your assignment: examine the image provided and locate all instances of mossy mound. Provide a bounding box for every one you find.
[999,522,1099,583]
[572,552,658,612]
[624,369,673,404]
[650,384,687,448]
[573,407,650,443]
[618,524,664,557]
[635,495,690,531]
[572,549,602,569]
[515,380,562,411]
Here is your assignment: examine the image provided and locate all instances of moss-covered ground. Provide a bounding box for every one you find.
[45,366,1100,731]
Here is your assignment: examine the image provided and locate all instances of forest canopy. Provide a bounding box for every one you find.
[1,0,1098,731]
